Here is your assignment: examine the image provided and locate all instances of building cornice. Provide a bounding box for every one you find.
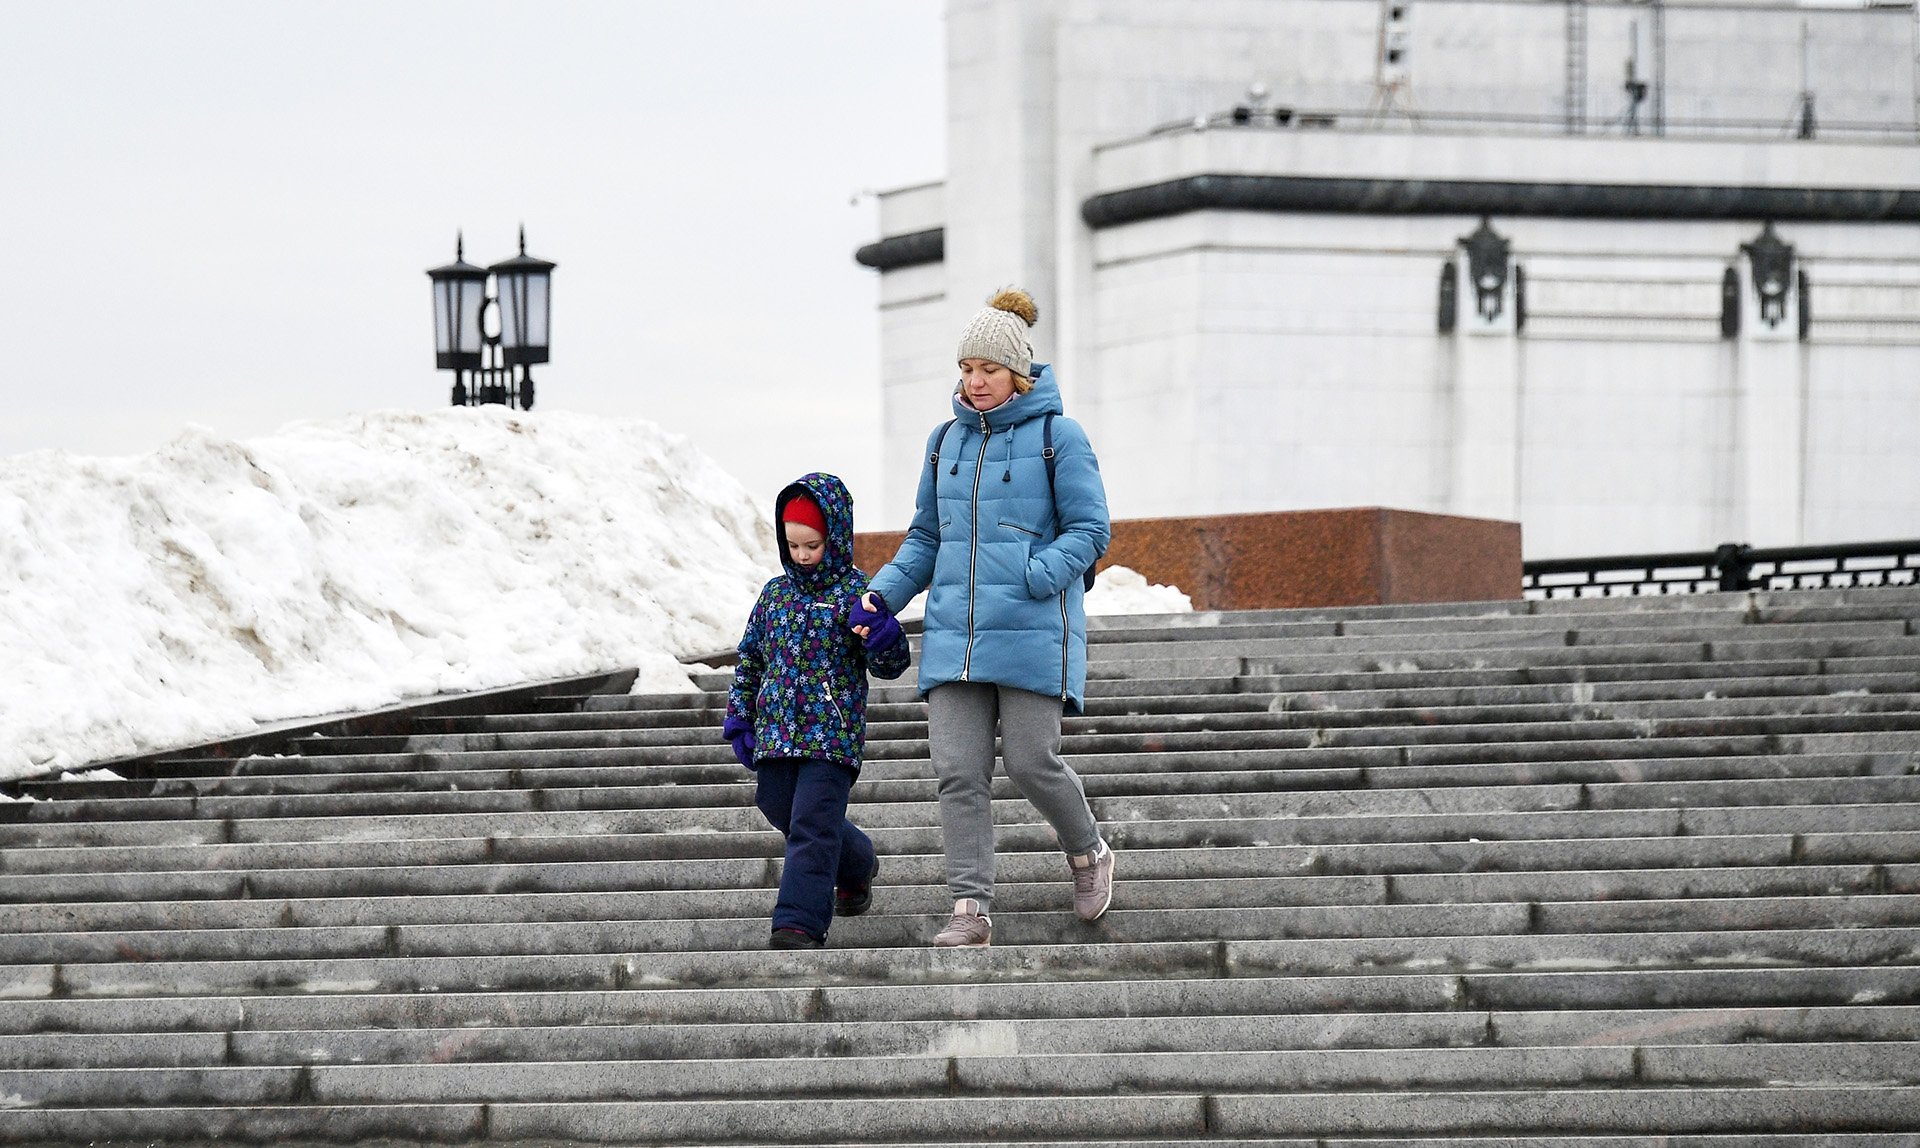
[1081,174,1920,229]
[854,228,945,270]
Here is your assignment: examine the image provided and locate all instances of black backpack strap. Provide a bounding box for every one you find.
[928,418,958,506]
[1042,412,1057,496]
[1042,414,1097,592]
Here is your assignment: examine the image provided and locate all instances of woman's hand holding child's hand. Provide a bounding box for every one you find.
[852,593,903,653]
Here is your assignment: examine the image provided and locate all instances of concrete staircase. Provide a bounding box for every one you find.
[2,586,1919,1145]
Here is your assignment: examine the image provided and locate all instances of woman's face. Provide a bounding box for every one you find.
[960,358,1017,411]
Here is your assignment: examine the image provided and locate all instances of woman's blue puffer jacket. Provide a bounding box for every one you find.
[868,364,1110,714]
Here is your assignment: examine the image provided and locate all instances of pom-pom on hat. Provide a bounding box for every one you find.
[780,493,827,536]
[956,288,1039,378]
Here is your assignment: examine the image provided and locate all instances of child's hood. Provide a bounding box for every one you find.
[774,472,856,582]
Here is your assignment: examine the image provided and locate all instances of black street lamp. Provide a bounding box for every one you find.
[426,227,556,409]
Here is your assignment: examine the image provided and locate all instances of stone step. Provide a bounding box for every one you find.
[602,654,1920,714]
[10,828,1914,892]
[1084,603,1920,645]
[9,774,1920,846]
[1261,672,1920,713]
[25,752,1920,819]
[207,691,1920,759]
[6,1084,1919,1144]
[443,670,1920,735]
[68,721,1920,792]
[7,862,1912,935]
[1090,620,1915,664]
[6,960,1920,1026]
[22,748,1920,811]
[1088,585,1920,630]
[1121,639,1920,683]
[4,801,1918,858]
[708,649,1919,702]
[4,894,1917,966]
[9,1041,1920,1109]
[8,1002,1919,1070]
[1085,587,1920,629]
[113,729,1902,791]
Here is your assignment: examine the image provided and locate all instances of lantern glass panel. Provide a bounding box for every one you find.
[455,278,485,355]
[523,273,549,348]
[499,274,524,349]
[432,275,485,369]
[433,283,456,357]
[501,270,552,365]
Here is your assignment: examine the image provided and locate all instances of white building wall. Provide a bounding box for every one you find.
[865,0,1920,553]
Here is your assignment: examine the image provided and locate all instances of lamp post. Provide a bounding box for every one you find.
[426,227,556,410]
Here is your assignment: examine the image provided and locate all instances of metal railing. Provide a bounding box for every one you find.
[1523,539,1920,599]
[1103,106,1920,151]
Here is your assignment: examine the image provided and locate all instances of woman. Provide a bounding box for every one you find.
[858,288,1114,948]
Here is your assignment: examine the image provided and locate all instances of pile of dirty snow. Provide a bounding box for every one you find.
[0,409,774,779]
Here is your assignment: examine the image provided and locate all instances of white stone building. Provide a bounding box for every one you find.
[858,0,1920,557]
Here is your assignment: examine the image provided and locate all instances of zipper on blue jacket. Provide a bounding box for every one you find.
[1059,590,1070,703]
[808,599,847,729]
[962,417,991,680]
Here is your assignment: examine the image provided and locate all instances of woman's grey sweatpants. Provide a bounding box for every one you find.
[927,681,1104,911]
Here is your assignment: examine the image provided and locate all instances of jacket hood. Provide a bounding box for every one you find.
[951,362,1064,431]
[774,472,855,584]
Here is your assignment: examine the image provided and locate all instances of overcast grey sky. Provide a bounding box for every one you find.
[2,1,943,524]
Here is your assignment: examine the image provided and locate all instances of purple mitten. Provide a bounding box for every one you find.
[850,593,892,630]
[721,714,756,768]
[861,612,904,653]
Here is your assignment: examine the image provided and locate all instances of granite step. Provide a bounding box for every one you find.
[6,801,1920,856]
[5,863,1912,935]
[703,649,1920,701]
[9,774,1920,847]
[1088,620,1915,663]
[1084,603,1920,645]
[7,961,1920,1024]
[188,691,1920,758]
[1084,588,1920,629]
[13,828,1917,892]
[24,748,1920,816]
[10,1003,1920,1070]
[11,1041,1920,1108]
[56,719,1920,789]
[4,893,1917,966]
[443,670,1920,734]
[619,654,1920,713]
[7,1084,1920,1144]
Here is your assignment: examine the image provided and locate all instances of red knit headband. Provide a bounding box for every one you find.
[781,495,826,535]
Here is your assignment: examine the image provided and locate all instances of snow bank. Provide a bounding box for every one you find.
[0,408,776,779]
[1086,565,1194,615]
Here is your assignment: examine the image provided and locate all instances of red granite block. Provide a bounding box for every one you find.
[854,508,1520,612]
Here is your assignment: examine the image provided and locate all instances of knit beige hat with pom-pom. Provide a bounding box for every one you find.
[956,289,1039,377]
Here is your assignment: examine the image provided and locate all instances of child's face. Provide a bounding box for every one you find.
[960,358,1017,411]
[785,522,826,568]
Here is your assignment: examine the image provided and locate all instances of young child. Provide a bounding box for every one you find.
[722,472,910,949]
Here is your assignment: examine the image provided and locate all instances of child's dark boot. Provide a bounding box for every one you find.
[770,927,825,950]
[835,857,881,917]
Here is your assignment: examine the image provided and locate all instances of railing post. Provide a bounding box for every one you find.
[1713,542,1755,591]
